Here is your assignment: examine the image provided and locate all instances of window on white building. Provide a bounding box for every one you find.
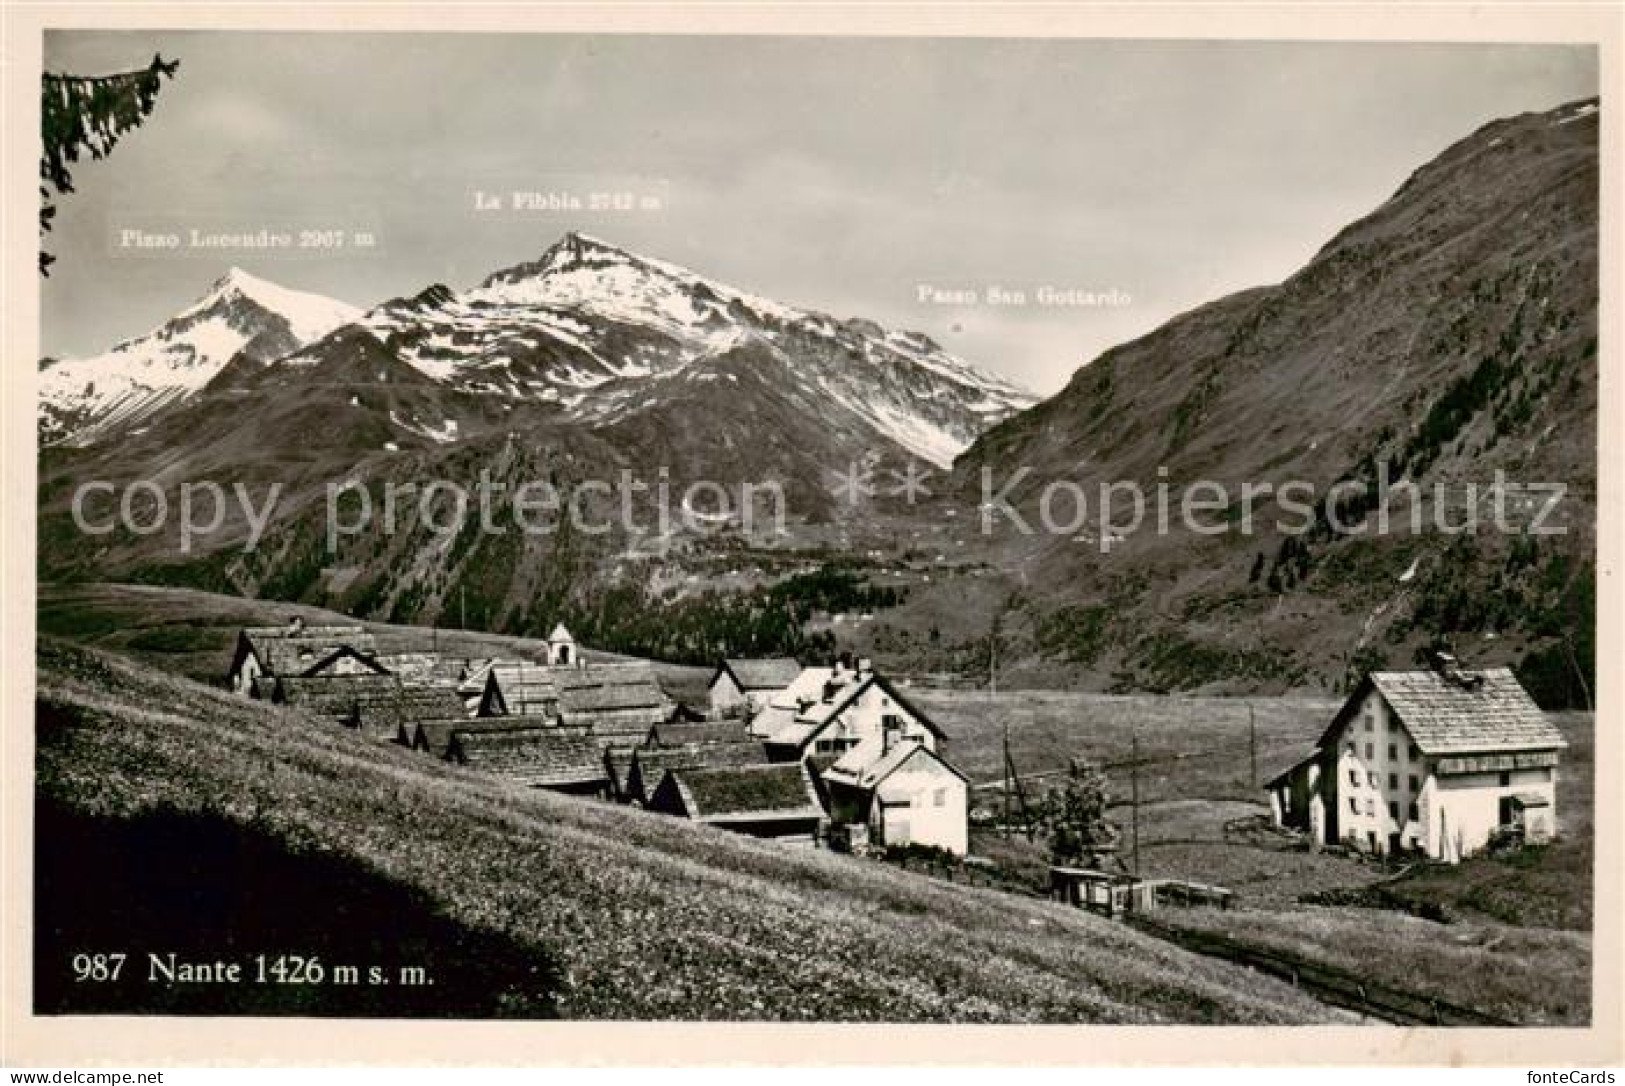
[1348,769,1360,786]
[933,788,946,808]
[1348,797,1359,815]
[1408,775,1420,792]
[1387,801,1398,820]
[1388,773,1398,790]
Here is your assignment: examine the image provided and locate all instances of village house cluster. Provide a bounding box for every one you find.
[1265,653,1566,862]
[226,618,970,855]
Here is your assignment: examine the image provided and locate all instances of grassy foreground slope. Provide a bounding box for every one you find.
[34,639,1340,1023]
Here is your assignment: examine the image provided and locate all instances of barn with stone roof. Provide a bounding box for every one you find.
[623,741,770,807]
[401,714,577,757]
[645,719,751,749]
[227,618,379,693]
[555,666,670,738]
[1267,658,1566,861]
[268,673,401,727]
[647,762,825,844]
[444,728,611,796]
[708,657,803,716]
[477,663,560,719]
[351,684,468,742]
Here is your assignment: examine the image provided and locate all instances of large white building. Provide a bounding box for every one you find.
[738,656,969,856]
[1267,661,1565,862]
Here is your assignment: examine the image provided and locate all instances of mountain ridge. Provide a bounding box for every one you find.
[894,95,1598,700]
[44,232,1035,470]
[37,99,1597,701]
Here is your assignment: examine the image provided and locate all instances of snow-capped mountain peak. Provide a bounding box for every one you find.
[366,232,1036,466]
[181,267,362,344]
[467,231,803,346]
[44,236,1035,470]
[39,270,361,446]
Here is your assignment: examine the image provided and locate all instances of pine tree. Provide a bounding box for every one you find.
[40,54,179,275]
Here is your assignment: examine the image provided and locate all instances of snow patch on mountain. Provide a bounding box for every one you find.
[187,267,361,344]
[358,232,1035,464]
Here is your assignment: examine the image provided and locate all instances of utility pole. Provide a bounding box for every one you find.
[459,585,467,632]
[992,633,1008,839]
[1130,729,1141,877]
[1248,703,1258,791]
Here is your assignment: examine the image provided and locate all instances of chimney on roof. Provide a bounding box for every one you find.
[287,615,305,636]
[1427,648,1483,692]
[857,657,873,676]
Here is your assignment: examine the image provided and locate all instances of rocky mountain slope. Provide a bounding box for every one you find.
[887,97,1598,701]
[357,232,1033,467]
[45,233,1032,470]
[38,236,1032,644]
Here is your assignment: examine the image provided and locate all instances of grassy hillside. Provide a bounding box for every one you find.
[34,638,1341,1022]
[932,99,1598,699]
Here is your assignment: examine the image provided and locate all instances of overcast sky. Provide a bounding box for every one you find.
[42,32,1596,394]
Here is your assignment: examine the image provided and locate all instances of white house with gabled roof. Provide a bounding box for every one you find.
[1270,658,1565,862]
[823,738,968,856]
[757,663,946,762]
